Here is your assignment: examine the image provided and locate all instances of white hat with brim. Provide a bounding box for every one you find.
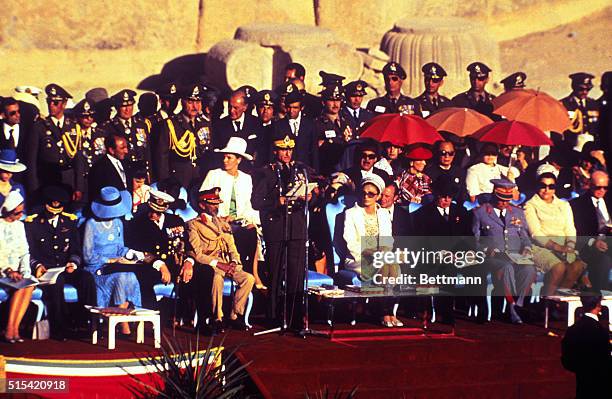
[0,149,27,173]
[1,190,24,214]
[361,174,386,194]
[12,92,40,111]
[91,186,132,219]
[214,136,253,161]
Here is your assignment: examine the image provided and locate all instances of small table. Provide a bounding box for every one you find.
[544,290,612,332]
[89,308,161,350]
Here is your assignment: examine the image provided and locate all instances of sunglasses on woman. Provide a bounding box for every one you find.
[362,190,378,198]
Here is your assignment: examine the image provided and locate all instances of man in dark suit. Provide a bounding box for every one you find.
[88,133,129,200]
[212,90,261,157]
[254,90,278,167]
[425,141,467,202]
[341,80,374,137]
[25,186,96,340]
[562,295,611,399]
[415,62,451,117]
[367,62,422,116]
[412,175,474,324]
[342,140,390,189]
[284,62,321,118]
[379,180,412,236]
[570,170,612,291]
[273,90,319,171]
[451,62,497,117]
[0,97,28,162]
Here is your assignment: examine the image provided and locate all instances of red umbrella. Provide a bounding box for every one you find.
[360,113,443,147]
[492,89,570,132]
[471,120,553,146]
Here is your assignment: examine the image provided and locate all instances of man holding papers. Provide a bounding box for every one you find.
[25,186,96,340]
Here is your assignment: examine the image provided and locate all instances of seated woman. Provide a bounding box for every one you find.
[0,149,26,205]
[343,175,400,327]
[466,143,520,203]
[0,191,32,343]
[83,186,143,335]
[396,144,432,205]
[524,172,586,296]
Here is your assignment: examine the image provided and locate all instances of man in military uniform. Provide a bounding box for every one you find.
[367,62,422,116]
[416,62,451,116]
[73,99,107,176]
[315,83,353,176]
[500,72,527,92]
[560,73,600,146]
[25,186,96,339]
[472,179,536,324]
[254,90,278,167]
[186,187,255,333]
[27,84,85,204]
[156,82,179,121]
[341,80,374,135]
[102,89,151,175]
[451,62,497,116]
[252,132,318,330]
[156,84,212,188]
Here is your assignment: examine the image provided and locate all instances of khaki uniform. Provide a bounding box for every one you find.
[186,214,254,320]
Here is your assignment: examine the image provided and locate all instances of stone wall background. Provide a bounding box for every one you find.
[0,0,610,105]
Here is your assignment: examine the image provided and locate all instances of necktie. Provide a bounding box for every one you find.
[234,121,241,132]
[353,109,359,122]
[8,128,15,149]
[432,97,438,108]
[291,120,297,135]
[117,161,126,186]
[125,119,131,130]
[581,99,586,108]
[443,208,449,222]
[56,121,61,129]
[498,209,506,225]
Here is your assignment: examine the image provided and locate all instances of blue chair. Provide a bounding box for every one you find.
[325,195,350,270]
[408,202,422,213]
[307,270,334,287]
[32,288,45,323]
[463,199,480,211]
[222,279,253,327]
[0,287,8,303]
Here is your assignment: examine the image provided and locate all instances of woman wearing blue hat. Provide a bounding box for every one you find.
[0,149,26,205]
[83,186,143,335]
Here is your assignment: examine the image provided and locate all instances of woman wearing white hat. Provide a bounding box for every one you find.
[0,149,27,205]
[0,191,32,343]
[201,137,265,289]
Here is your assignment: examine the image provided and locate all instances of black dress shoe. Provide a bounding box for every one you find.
[230,316,251,331]
[211,320,225,336]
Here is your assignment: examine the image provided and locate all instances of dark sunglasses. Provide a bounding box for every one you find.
[7,110,20,116]
[361,153,377,160]
[440,150,455,157]
[593,185,609,191]
[475,76,487,81]
[426,77,443,83]
[537,183,557,190]
[362,191,378,198]
[387,76,400,82]
[48,100,63,105]
[11,209,24,216]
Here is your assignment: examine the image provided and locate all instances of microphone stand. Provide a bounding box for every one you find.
[254,163,290,336]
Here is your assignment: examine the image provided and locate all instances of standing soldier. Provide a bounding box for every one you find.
[315,83,353,176]
[252,132,317,330]
[341,80,374,135]
[560,73,600,147]
[102,89,151,176]
[451,62,497,116]
[27,84,85,204]
[156,84,212,188]
[367,62,422,116]
[416,62,450,117]
[254,90,278,167]
[73,99,107,174]
[155,82,179,121]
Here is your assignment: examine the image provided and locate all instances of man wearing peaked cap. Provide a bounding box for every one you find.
[73,99,108,177]
[315,83,354,175]
[367,61,423,116]
[25,185,96,339]
[155,82,179,120]
[125,188,197,310]
[155,82,213,187]
[102,89,151,175]
[500,72,527,92]
[560,72,600,145]
[252,125,319,330]
[342,80,374,135]
[416,62,450,116]
[253,90,278,166]
[85,87,112,125]
[472,177,536,324]
[27,83,86,203]
[451,62,497,117]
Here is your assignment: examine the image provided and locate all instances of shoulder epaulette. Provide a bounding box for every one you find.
[25,214,38,223]
[61,211,78,221]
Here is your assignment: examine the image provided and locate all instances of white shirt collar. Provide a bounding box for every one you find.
[233,113,246,129]
[51,116,65,128]
[584,312,599,322]
[493,207,505,217]
[437,206,449,216]
[3,123,19,140]
[154,213,165,229]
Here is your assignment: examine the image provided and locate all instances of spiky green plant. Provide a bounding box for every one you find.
[304,385,359,399]
[126,333,252,399]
